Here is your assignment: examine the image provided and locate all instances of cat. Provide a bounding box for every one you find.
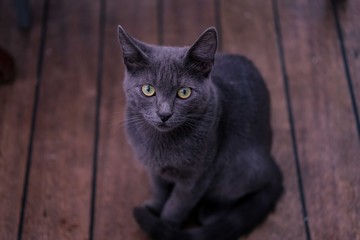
[117,25,283,240]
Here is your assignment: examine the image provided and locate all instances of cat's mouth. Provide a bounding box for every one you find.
[155,123,173,132]
[152,121,179,132]
[146,116,183,132]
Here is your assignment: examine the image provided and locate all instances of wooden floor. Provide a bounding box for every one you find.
[1,0,359,239]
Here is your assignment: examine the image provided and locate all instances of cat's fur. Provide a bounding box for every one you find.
[118,26,283,240]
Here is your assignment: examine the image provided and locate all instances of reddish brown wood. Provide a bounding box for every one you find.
[221,0,306,239]
[20,1,100,239]
[338,0,360,128]
[1,0,359,239]
[278,0,360,239]
[0,0,42,239]
[163,0,215,46]
[93,0,157,239]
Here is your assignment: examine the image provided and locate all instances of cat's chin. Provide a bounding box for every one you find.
[153,123,176,132]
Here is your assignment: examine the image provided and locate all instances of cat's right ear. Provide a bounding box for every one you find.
[185,27,218,78]
[117,25,149,72]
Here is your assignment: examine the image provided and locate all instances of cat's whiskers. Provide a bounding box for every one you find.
[111,116,140,128]
[187,113,221,121]
[183,121,197,129]
[109,118,126,128]
[125,119,147,129]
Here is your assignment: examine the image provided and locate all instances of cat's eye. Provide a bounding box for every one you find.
[177,87,192,99]
[141,84,156,97]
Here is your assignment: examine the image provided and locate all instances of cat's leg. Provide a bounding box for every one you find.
[161,177,211,228]
[201,171,283,238]
[194,152,283,238]
[229,175,283,236]
[197,199,234,225]
[144,173,174,216]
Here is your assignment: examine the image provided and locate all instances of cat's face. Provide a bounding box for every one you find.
[118,26,217,132]
[123,50,212,132]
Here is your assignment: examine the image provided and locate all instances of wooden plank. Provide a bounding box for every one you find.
[20,0,100,239]
[93,0,157,239]
[0,0,43,239]
[277,0,360,239]
[163,0,215,46]
[161,0,216,231]
[337,0,360,133]
[221,0,306,239]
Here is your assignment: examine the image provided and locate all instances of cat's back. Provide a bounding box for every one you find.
[212,53,269,107]
[212,53,262,86]
[212,53,271,148]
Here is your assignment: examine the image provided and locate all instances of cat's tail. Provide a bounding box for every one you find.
[133,178,283,240]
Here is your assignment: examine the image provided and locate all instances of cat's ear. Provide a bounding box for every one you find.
[185,27,218,77]
[117,25,149,72]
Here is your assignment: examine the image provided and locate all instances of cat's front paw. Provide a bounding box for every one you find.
[133,206,180,236]
[133,206,160,234]
[161,214,183,229]
[142,200,162,217]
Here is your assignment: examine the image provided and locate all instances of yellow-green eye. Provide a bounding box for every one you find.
[177,87,192,99]
[141,84,156,97]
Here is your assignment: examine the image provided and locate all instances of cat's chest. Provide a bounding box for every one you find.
[143,141,199,181]
[132,132,203,168]
[127,124,215,181]
[157,165,195,182]
[143,140,194,165]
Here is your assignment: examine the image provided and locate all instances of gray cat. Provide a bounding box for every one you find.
[117,26,283,240]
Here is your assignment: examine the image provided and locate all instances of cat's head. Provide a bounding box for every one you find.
[118,26,218,132]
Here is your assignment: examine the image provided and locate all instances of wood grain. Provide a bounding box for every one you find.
[93,0,157,239]
[1,0,359,239]
[277,0,360,238]
[337,0,360,132]
[163,0,215,46]
[20,0,100,239]
[221,0,306,239]
[0,0,43,239]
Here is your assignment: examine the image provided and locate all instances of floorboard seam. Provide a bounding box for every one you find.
[89,0,106,238]
[17,0,50,239]
[331,0,360,140]
[271,0,312,239]
[214,0,222,51]
[157,0,164,45]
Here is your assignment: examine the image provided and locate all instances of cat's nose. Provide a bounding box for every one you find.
[158,112,172,123]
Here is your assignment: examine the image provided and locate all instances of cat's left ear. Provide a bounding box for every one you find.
[185,27,218,77]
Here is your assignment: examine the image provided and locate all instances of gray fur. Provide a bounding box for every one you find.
[118,25,283,240]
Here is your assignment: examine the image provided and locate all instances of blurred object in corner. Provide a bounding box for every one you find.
[0,47,16,85]
[14,0,32,30]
